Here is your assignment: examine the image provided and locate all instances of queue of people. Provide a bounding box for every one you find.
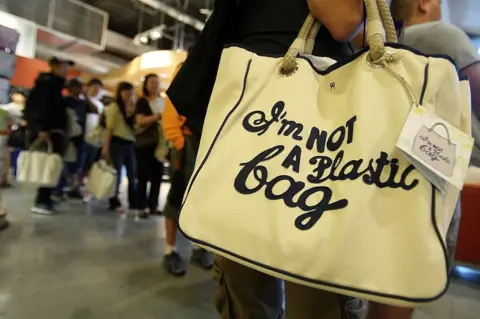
[9,54,209,278]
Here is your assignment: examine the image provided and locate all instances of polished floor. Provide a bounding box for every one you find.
[0,184,479,319]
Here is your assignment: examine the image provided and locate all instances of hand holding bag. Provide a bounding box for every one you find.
[17,140,63,187]
[86,160,117,199]
[179,0,472,307]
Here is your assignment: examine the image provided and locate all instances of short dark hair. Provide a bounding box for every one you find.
[48,56,74,67]
[87,78,103,87]
[142,73,159,97]
[390,0,415,21]
[11,90,26,97]
[67,78,83,89]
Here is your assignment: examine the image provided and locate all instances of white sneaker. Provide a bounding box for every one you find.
[31,204,56,215]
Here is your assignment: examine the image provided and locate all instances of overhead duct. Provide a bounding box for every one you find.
[1,0,109,52]
[137,0,205,31]
[106,31,157,58]
[35,42,124,74]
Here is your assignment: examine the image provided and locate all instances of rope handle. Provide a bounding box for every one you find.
[428,122,453,145]
[281,0,397,75]
[29,140,54,153]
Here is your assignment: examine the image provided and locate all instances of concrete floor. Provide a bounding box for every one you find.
[0,184,479,319]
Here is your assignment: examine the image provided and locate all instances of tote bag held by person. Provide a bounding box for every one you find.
[179,0,472,307]
[17,140,63,187]
[86,160,117,200]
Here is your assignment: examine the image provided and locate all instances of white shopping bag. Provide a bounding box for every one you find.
[179,0,472,307]
[86,160,117,200]
[17,140,63,187]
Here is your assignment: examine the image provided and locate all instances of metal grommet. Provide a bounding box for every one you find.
[279,63,299,77]
[366,53,385,69]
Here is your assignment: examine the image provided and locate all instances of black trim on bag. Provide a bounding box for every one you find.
[179,54,450,304]
[420,63,430,104]
[223,42,458,76]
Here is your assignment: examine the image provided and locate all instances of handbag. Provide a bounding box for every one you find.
[86,160,117,199]
[135,123,159,148]
[17,140,63,187]
[85,125,104,147]
[178,0,472,307]
[64,141,77,163]
[135,99,160,148]
[66,108,82,138]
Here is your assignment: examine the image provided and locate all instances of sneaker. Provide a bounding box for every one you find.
[31,203,56,215]
[164,251,187,277]
[191,248,214,270]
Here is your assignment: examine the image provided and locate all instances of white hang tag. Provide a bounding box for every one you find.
[396,105,474,192]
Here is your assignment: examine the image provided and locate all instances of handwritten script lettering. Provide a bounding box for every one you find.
[235,101,419,231]
[418,135,452,164]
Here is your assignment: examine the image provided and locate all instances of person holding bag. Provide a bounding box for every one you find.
[169,0,471,319]
[24,57,73,215]
[101,82,139,214]
[134,74,165,219]
[161,64,214,277]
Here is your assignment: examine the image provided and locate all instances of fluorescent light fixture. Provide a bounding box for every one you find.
[199,8,212,15]
[150,30,162,40]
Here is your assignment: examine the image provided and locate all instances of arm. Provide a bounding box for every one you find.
[307,0,364,41]
[162,97,185,151]
[102,106,115,158]
[135,98,161,126]
[36,80,56,133]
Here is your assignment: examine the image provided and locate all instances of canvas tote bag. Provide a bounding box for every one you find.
[17,140,63,187]
[179,0,472,307]
[86,160,117,200]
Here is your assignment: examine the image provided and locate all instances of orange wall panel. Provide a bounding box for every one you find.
[11,56,83,88]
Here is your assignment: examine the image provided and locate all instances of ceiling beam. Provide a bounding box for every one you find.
[136,0,205,31]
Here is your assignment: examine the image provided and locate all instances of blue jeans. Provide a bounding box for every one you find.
[54,140,84,195]
[83,143,100,174]
[109,138,138,210]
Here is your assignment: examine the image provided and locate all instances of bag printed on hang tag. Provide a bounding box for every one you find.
[396,105,473,191]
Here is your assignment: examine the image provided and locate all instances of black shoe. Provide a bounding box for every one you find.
[164,251,186,277]
[67,189,83,200]
[191,248,214,270]
[0,217,9,231]
[135,211,149,220]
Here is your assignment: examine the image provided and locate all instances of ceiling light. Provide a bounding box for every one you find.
[199,8,212,15]
[140,36,148,44]
[150,30,162,40]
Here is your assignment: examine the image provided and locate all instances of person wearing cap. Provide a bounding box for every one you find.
[24,56,74,215]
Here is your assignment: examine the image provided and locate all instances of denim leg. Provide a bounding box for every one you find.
[123,143,138,209]
[108,141,124,209]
